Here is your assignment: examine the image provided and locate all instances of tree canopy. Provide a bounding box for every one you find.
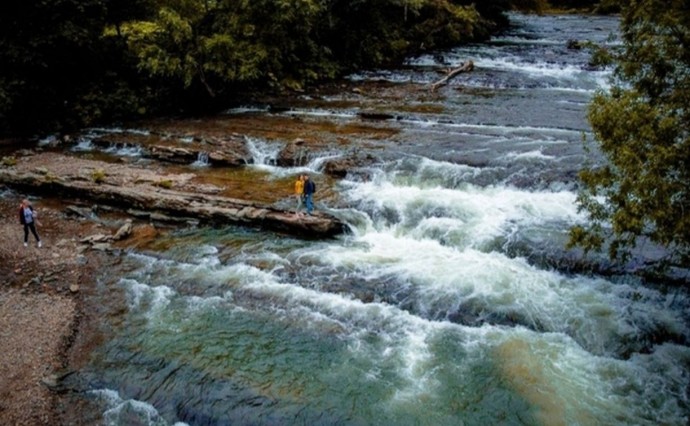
[0,0,521,137]
[570,0,690,270]
[0,1,616,137]
[0,0,109,134]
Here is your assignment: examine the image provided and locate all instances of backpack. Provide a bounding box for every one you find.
[18,205,33,224]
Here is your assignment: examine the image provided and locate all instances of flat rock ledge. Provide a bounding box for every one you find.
[0,168,346,238]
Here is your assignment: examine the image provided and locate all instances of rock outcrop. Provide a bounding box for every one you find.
[91,136,250,167]
[0,154,346,238]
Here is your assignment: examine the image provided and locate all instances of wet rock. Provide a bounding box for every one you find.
[184,183,223,194]
[277,138,308,167]
[323,152,379,177]
[64,206,94,219]
[150,145,196,164]
[205,139,250,166]
[207,151,241,166]
[92,135,251,167]
[80,234,111,244]
[150,212,197,224]
[567,39,583,50]
[112,219,133,241]
[91,242,112,251]
[40,375,59,390]
[357,111,396,120]
[40,370,85,394]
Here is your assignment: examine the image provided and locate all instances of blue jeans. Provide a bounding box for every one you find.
[304,193,313,214]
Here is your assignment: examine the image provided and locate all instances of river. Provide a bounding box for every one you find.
[54,13,690,426]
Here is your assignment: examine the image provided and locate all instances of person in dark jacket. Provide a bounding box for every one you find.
[303,174,316,215]
[19,199,41,247]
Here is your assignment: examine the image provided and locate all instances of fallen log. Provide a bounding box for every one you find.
[0,169,347,238]
[430,60,474,91]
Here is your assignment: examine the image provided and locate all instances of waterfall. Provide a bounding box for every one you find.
[192,151,209,167]
[244,136,279,166]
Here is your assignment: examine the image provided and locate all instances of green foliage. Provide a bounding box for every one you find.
[92,168,107,184]
[43,171,59,183]
[549,0,598,8]
[104,0,501,105]
[509,0,613,13]
[594,0,621,14]
[1,156,17,167]
[155,179,173,189]
[571,0,690,268]
[509,0,550,13]
[585,40,615,68]
[0,0,512,136]
[0,0,109,135]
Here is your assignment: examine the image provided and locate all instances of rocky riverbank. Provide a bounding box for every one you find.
[1,151,349,238]
[0,128,367,423]
[0,192,117,425]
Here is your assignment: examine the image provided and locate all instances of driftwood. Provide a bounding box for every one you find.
[430,60,474,91]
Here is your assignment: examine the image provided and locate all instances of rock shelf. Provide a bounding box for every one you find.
[1,153,347,238]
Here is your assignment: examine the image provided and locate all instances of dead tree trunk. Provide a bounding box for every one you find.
[430,60,474,91]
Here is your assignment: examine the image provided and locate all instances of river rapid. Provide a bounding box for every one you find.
[50,14,690,425]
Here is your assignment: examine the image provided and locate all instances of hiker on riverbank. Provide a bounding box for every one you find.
[294,174,305,216]
[18,199,42,248]
[303,174,316,215]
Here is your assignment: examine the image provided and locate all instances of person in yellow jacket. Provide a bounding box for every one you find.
[294,174,305,216]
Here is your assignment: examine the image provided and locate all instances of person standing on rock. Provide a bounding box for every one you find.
[18,199,42,248]
[294,174,305,216]
[303,174,316,215]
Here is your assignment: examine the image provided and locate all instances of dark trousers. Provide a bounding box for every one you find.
[24,222,40,242]
[305,193,313,214]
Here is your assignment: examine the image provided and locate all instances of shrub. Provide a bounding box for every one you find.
[155,179,173,189]
[92,168,106,183]
[1,156,17,166]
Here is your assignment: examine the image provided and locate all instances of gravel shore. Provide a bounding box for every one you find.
[0,194,115,425]
[0,291,75,425]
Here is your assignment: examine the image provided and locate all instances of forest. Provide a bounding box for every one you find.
[0,0,607,138]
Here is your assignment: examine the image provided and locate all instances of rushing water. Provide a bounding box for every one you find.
[70,14,689,426]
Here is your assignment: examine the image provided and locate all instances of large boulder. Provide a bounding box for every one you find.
[323,152,380,178]
[277,139,309,167]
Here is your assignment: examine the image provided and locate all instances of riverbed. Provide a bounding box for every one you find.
[7,13,690,426]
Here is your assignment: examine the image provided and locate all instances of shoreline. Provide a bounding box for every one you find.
[0,192,146,425]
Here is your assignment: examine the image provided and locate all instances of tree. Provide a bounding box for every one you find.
[0,0,513,137]
[570,0,690,270]
[118,0,497,104]
[0,0,108,135]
